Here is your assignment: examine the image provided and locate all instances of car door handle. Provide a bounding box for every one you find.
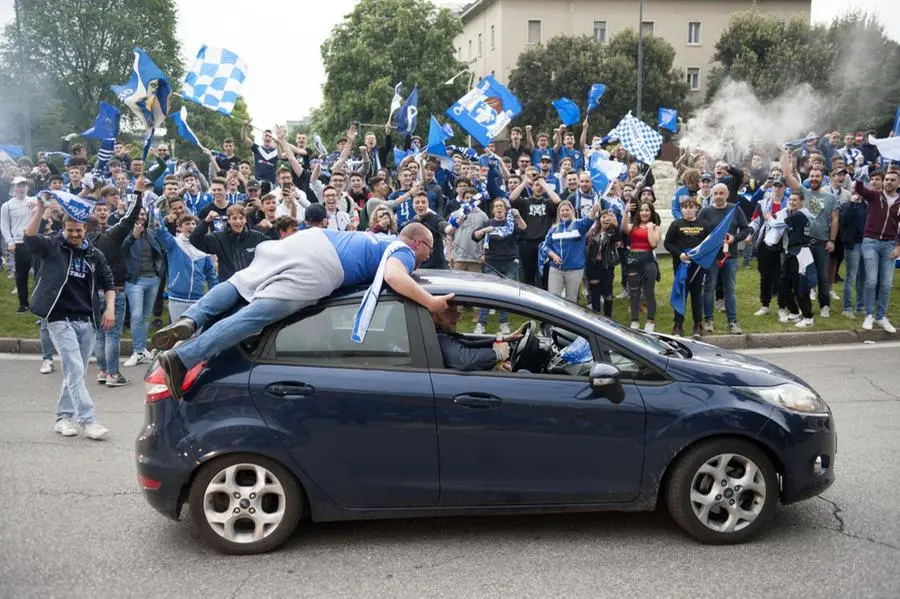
[265,382,315,399]
[452,394,502,409]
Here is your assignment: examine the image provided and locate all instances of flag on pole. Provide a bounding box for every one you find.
[80,102,121,140]
[388,82,404,122]
[658,107,678,133]
[552,97,581,126]
[587,83,607,113]
[141,129,155,163]
[393,146,414,166]
[670,205,736,315]
[48,189,95,222]
[396,85,419,135]
[446,75,522,148]
[608,113,663,164]
[0,144,24,159]
[589,153,626,194]
[869,134,900,162]
[170,106,204,148]
[425,115,454,170]
[181,45,248,116]
[111,48,171,129]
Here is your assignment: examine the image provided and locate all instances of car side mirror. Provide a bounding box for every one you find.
[590,362,625,403]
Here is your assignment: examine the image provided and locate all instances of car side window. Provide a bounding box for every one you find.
[595,342,664,382]
[274,301,412,368]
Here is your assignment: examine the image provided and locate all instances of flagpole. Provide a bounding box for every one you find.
[636,0,644,119]
[13,0,32,157]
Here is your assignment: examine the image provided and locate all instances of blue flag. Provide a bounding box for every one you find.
[393,146,414,167]
[94,138,116,175]
[446,75,522,148]
[658,107,678,133]
[0,144,24,159]
[670,205,736,315]
[181,45,248,116]
[171,106,203,148]
[396,85,418,135]
[80,102,121,140]
[141,129,155,163]
[893,106,900,137]
[589,153,625,194]
[552,97,581,126]
[111,48,171,129]
[425,115,454,170]
[49,189,95,223]
[587,83,606,113]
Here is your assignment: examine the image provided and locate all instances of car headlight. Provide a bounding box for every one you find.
[740,383,830,414]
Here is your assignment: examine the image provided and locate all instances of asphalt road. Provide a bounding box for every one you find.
[1,342,899,599]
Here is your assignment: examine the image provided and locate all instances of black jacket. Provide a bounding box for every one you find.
[189,219,268,281]
[24,232,114,328]
[87,191,143,287]
[436,331,496,371]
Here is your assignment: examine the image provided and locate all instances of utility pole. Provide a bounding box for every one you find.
[14,0,33,157]
[636,0,644,119]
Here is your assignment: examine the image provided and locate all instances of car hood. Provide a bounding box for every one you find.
[661,336,812,388]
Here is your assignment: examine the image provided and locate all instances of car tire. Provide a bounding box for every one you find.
[666,438,779,544]
[188,453,304,555]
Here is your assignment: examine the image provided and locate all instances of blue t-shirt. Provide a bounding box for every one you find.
[323,230,417,286]
[532,147,555,168]
[557,146,584,171]
[251,143,279,183]
[389,189,415,228]
[184,191,213,215]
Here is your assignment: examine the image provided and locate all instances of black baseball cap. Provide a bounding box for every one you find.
[304,203,327,223]
[772,176,785,187]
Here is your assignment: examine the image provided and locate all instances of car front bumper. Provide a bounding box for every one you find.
[760,412,836,504]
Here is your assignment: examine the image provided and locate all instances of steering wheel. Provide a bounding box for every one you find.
[510,320,538,371]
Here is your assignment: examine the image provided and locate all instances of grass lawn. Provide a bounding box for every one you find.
[1,260,898,339]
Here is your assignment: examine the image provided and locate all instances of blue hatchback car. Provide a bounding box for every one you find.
[136,271,836,554]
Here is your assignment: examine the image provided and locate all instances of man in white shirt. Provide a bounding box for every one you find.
[1,176,36,313]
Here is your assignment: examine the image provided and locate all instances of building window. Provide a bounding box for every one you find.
[468,39,472,59]
[490,25,495,50]
[527,19,542,45]
[688,21,701,45]
[641,21,654,37]
[477,32,482,56]
[593,20,607,43]
[457,46,461,59]
[687,67,701,91]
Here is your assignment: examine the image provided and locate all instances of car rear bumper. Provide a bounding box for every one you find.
[762,413,837,504]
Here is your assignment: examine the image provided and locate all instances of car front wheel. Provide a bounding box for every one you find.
[666,438,779,544]
[188,454,303,554]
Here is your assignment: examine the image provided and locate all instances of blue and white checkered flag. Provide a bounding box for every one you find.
[181,45,248,116]
[609,112,663,164]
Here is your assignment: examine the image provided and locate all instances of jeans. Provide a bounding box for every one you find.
[125,276,161,353]
[704,259,738,323]
[14,243,32,308]
[39,319,54,360]
[47,319,96,425]
[479,260,519,325]
[862,238,896,320]
[588,267,616,317]
[809,242,831,309]
[168,298,193,322]
[548,267,584,303]
[175,282,311,369]
[842,245,866,313]
[95,290,127,374]
[675,262,705,328]
[627,255,658,322]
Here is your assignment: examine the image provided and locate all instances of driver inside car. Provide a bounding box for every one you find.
[433,305,527,371]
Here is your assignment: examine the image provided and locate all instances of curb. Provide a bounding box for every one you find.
[0,337,133,355]
[2,329,895,355]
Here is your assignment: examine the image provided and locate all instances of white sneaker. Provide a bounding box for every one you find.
[795,318,815,328]
[830,290,841,301]
[779,312,801,323]
[630,321,640,329]
[644,322,655,333]
[123,352,146,367]
[473,323,485,335]
[820,306,830,318]
[841,310,855,318]
[498,323,510,335]
[875,318,897,334]
[862,315,874,330]
[96,370,108,383]
[754,307,770,316]
[810,289,817,302]
[141,349,155,361]
[82,421,109,440]
[778,308,789,321]
[39,359,54,374]
[53,419,78,437]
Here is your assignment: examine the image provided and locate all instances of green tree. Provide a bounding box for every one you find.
[508,31,689,138]
[315,0,467,145]
[0,0,181,153]
[707,10,900,132]
[168,96,253,171]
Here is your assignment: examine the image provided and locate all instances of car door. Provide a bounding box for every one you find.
[249,299,439,509]
[418,307,647,507]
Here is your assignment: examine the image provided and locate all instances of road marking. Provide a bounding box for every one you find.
[741,341,900,356]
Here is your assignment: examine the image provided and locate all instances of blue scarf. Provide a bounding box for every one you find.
[484,209,515,249]
[351,239,410,343]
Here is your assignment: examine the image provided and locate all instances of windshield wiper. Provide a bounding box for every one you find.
[655,336,692,358]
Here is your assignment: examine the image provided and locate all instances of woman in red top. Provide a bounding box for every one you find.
[623,201,661,331]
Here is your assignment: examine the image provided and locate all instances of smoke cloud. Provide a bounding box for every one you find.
[678,79,827,161]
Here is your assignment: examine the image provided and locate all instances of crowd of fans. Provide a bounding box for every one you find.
[2,122,899,391]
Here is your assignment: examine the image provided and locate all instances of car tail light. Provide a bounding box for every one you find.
[138,473,161,491]
[144,361,207,403]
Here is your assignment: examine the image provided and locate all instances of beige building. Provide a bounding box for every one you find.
[455,0,811,97]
